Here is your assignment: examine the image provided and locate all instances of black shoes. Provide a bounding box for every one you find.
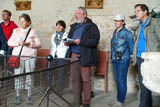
[91,91,94,98]
[83,104,90,107]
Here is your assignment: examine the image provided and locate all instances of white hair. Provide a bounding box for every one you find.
[77,6,87,15]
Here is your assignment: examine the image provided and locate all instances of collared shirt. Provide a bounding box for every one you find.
[137,16,149,57]
[71,23,86,54]
[1,21,17,41]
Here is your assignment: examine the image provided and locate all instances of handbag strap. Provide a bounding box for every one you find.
[18,28,31,56]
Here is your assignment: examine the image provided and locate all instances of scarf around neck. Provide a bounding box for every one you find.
[54,30,65,47]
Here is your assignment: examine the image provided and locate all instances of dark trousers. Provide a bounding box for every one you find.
[137,57,152,107]
[47,59,66,92]
[7,48,13,55]
[112,59,130,103]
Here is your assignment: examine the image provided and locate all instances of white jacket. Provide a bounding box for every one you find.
[50,32,69,58]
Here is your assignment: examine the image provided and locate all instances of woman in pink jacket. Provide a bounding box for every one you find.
[8,14,41,105]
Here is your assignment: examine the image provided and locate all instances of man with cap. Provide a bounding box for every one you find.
[110,14,134,107]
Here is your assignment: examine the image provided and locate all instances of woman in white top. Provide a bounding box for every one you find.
[47,20,69,93]
[50,21,68,58]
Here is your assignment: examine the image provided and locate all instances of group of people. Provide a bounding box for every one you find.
[49,6,100,107]
[0,11,42,105]
[110,4,160,107]
[0,3,160,107]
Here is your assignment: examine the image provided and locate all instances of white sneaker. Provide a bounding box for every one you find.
[112,101,124,107]
[108,99,118,106]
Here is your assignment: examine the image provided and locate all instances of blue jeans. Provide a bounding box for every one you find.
[112,59,130,103]
[137,57,152,107]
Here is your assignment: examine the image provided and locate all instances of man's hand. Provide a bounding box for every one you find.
[64,42,70,46]
[74,39,80,45]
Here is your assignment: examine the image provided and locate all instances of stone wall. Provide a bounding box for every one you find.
[0,0,160,93]
[0,0,160,50]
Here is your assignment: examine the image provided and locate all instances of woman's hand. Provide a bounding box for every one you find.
[18,40,24,45]
[23,42,30,47]
[18,40,30,46]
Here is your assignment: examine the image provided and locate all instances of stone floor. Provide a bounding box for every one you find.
[1,89,160,107]
[90,90,139,107]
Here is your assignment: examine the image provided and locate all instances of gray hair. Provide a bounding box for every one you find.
[77,6,87,15]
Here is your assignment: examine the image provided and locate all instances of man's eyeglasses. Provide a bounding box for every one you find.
[135,10,143,13]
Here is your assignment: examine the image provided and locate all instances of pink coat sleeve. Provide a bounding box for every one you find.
[7,29,20,47]
[29,29,42,49]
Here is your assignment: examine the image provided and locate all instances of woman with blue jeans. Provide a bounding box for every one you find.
[110,14,134,107]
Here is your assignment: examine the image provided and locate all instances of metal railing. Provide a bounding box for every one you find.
[0,55,80,107]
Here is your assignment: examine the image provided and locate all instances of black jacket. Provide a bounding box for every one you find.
[0,24,7,52]
[67,18,100,66]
